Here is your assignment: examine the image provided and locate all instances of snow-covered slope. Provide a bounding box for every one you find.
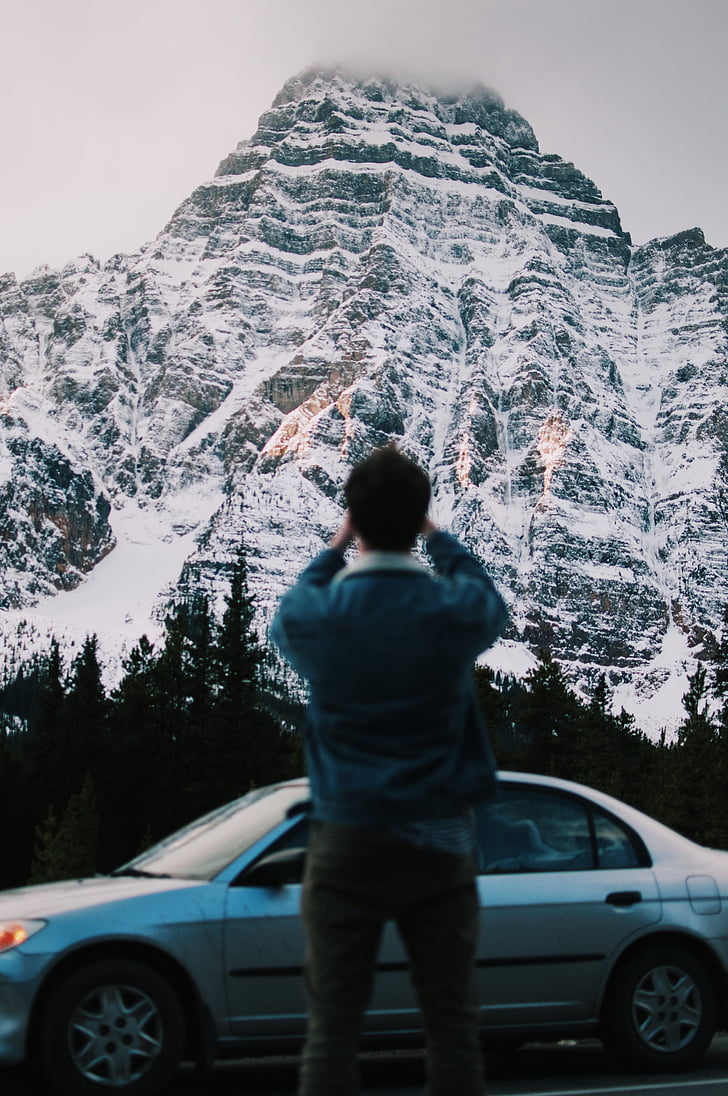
[2,67,727,733]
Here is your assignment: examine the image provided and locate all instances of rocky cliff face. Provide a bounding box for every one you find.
[1,67,727,730]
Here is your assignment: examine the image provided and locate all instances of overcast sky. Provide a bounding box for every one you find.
[2,0,727,279]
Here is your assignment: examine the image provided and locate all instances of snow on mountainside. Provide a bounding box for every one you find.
[1,67,727,734]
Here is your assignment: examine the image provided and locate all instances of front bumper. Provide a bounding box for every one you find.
[0,951,49,1064]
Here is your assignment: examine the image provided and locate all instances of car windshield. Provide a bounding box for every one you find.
[118,784,308,881]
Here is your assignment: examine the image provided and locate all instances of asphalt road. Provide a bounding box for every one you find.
[172,1036,728,1096]
[5,1036,728,1095]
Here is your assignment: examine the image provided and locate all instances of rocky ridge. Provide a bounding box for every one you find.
[1,67,727,732]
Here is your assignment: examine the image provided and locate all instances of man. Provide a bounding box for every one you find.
[271,446,508,1096]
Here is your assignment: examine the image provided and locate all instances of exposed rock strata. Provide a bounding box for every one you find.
[1,68,727,725]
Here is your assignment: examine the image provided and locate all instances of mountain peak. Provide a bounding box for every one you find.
[1,69,727,736]
[277,64,538,148]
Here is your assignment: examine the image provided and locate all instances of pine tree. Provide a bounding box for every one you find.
[611,708,659,811]
[112,634,158,739]
[62,635,109,794]
[708,606,728,847]
[668,665,718,843]
[105,635,169,865]
[714,707,728,849]
[149,604,200,827]
[711,605,728,700]
[217,548,262,710]
[514,649,579,777]
[571,675,614,790]
[0,721,30,888]
[187,594,216,741]
[162,594,219,817]
[30,640,66,799]
[473,666,527,769]
[29,775,99,883]
[205,548,294,808]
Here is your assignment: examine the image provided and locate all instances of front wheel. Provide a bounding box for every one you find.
[601,944,716,1071]
[35,958,185,1095]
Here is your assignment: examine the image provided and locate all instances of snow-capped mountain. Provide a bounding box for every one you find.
[1,67,727,732]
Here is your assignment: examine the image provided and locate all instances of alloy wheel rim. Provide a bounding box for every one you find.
[67,982,164,1087]
[631,963,702,1053]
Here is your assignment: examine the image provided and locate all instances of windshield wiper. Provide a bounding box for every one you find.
[110,867,173,879]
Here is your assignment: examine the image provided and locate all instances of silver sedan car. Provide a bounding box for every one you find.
[2,771,728,1095]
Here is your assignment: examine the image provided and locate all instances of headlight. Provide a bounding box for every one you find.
[0,920,46,953]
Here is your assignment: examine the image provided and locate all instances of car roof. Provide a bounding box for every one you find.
[276,771,708,865]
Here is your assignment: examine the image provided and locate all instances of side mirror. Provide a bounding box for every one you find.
[239,847,307,887]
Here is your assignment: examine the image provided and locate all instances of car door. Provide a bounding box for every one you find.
[222,815,421,1040]
[223,815,310,1040]
[475,781,663,1029]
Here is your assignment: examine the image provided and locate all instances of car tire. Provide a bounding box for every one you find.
[35,957,185,1095]
[601,943,716,1071]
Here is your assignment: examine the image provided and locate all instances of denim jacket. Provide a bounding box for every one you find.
[270,531,508,826]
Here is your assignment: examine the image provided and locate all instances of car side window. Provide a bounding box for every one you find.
[245,814,310,865]
[229,815,310,887]
[476,787,594,874]
[593,811,640,869]
[269,815,310,853]
[475,785,645,874]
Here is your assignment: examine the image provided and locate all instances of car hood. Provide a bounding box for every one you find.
[0,874,207,919]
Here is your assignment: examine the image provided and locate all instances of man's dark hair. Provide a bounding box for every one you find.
[344,447,431,550]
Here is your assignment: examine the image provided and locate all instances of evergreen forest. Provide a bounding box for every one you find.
[2,555,728,890]
[0,551,303,890]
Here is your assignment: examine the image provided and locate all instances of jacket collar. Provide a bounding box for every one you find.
[332,551,429,584]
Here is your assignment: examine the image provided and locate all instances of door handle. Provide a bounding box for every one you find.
[606,890,642,907]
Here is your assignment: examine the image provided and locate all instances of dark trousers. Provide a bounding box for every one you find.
[299,821,485,1096]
